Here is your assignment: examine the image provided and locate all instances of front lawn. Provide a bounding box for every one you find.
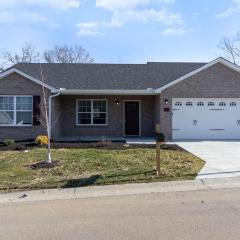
[0,145,204,191]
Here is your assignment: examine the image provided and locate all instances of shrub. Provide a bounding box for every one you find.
[3,139,15,146]
[35,135,48,145]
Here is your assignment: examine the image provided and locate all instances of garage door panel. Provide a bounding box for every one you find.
[172,98,240,140]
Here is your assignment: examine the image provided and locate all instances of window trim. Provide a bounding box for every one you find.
[197,101,204,106]
[208,102,215,106]
[76,99,108,126]
[230,102,237,107]
[0,95,33,127]
[175,101,182,106]
[186,102,193,106]
[219,101,226,107]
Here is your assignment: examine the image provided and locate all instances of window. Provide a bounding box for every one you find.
[175,102,182,106]
[230,102,237,107]
[77,100,107,125]
[0,96,32,126]
[219,102,226,107]
[197,101,204,106]
[186,102,193,106]
[16,97,33,125]
[208,102,215,106]
[0,96,14,125]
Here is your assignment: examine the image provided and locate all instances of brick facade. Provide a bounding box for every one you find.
[160,63,240,140]
[0,73,48,140]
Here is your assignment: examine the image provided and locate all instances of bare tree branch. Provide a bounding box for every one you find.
[219,37,240,65]
[43,44,94,63]
[0,43,94,72]
[0,43,40,71]
[51,112,62,129]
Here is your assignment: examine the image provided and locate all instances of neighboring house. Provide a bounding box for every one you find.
[0,57,240,141]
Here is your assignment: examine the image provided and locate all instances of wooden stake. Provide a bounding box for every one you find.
[156,141,161,175]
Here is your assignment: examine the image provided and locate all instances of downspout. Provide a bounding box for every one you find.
[48,89,63,140]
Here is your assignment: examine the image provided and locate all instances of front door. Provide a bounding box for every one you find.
[124,101,140,136]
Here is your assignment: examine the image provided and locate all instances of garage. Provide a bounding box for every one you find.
[172,98,240,140]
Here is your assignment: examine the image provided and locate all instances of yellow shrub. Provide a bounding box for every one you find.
[35,135,48,145]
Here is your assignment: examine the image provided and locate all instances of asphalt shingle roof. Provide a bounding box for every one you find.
[13,62,206,90]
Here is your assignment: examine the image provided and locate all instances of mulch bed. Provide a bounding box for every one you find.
[25,160,60,170]
[0,141,184,152]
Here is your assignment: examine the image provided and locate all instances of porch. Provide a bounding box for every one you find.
[51,94,160,140]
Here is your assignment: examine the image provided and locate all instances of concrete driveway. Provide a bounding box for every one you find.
[176,141,240,179]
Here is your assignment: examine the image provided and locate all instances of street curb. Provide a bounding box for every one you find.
[1,177,240,204]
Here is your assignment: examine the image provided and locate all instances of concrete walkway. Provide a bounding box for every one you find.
[177,141,240,179]
[1,177,240,204]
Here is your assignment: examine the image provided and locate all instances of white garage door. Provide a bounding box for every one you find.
[172,98,240,140]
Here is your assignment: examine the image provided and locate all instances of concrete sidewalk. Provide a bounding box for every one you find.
[1,177,240,204]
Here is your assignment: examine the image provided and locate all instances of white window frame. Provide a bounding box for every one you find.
[219,101,226,107]
[0,95,33,127]
[186,102,193,106]
[230,102,237,107]
[197,101,204,106]
[175,102,182,106]
[208,102,215,106]
[76,99,108,126]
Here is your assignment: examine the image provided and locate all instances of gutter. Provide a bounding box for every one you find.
[59,89,157,96]
[48,88,64,139]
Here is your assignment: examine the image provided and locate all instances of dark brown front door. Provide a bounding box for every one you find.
[124,101,140,136]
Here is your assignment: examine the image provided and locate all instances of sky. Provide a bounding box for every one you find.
[0,0,240,63]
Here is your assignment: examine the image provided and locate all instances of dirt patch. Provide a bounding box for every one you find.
[26,160,60,170]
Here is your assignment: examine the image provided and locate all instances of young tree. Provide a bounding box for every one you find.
[219,37,240,64]
[43,44,94,63]
[39,64,61,163]
[0,43,40,71]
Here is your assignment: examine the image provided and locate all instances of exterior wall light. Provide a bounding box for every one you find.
[116,100,120,105]
[165,99,169,105]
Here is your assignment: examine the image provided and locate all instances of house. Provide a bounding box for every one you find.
[0,57,240,141]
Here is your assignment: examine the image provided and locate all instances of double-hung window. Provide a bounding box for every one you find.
[0,96,33,126]
[77,99,107,125]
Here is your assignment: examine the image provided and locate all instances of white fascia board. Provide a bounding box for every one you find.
[0,68,58,93]
[156,57,240,93]
[60,89,157,95]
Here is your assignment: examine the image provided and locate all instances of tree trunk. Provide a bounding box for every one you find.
[46,138,52,163]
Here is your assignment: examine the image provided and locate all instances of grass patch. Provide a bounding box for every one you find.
[0,147,204,191]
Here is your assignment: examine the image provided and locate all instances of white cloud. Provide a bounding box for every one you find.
[110,9,182,27]
[22,12,48,22]
[76,21,100,36]
[76,0,184,37]
[0,11,14,23]
[0,0,81,10]
[217,0,240,18]
[161,27,185,36]
[96,0,174,10]
[0,10,60,28]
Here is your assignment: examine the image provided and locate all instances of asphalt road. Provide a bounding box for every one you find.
[1,188,240,240]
